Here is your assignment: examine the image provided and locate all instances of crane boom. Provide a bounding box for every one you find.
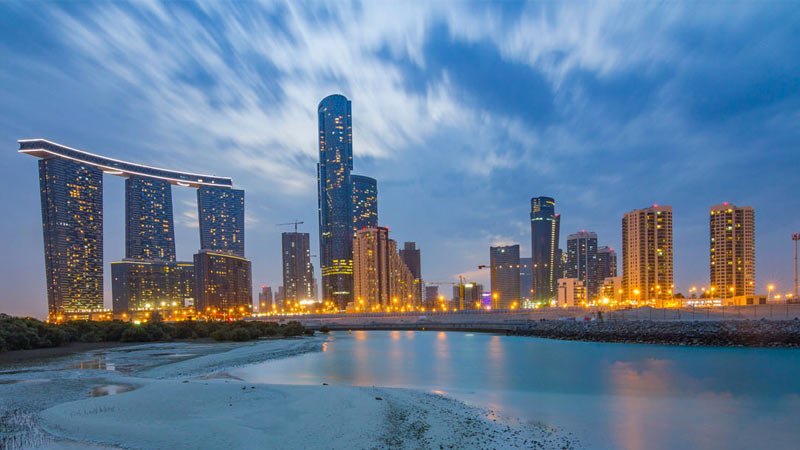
[276,220,304,233]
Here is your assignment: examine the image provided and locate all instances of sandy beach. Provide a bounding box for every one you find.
[1,337,579,450]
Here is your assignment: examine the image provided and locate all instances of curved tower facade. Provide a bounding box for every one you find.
[317,94,354,309]
[531,196,560,301]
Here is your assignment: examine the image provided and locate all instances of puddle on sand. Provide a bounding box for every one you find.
[90,384,136,397]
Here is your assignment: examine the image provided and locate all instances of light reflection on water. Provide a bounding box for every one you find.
[232,331,800,450]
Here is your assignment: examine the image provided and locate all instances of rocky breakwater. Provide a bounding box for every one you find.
[510,319,800,347]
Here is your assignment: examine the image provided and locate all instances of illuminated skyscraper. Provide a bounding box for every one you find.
[318,94,354,309]
[566,231,599,300]
[37,157,104,317]
[531,197,560,301]
[622,205,673,306]
[126,176,176,261]
[352,175,378,232]
[258,285,273,312]
[194,250,252,317]
[282,232,315,303]
[198,186,245,257]
[399,241,422,304]
[490,245,521,309]
[20,138,239,320]
[389,239,416,307]
[353,227,391,308]
[710,203,755,300]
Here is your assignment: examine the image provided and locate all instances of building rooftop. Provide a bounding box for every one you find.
[18,138,233,188]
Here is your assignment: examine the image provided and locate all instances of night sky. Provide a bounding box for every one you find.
[1,1,798,317]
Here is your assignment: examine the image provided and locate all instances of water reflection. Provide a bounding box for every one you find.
[232,331,800,450]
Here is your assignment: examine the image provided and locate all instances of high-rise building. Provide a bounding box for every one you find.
[566,231,599,300]
[126,176,176,261]
[622,205,674,306]
[317,94,354,309]
[353,227,391,308]
[352,175,378,232]
[21,139,236,321]
[710,203,755,300]
[596,246,618,281]
[111,260,194,318]
[258,285,273,312]
[197,186,245,257]
[490,245,521,309]
[399,242,422,304]
[281,232,315,303]
[519,257,533,305]
[531,197,560,301]
[37,157,104,318]
[389,239,416,308]
[194,250,252,318]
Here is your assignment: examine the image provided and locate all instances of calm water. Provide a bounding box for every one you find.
[233,331,800,450]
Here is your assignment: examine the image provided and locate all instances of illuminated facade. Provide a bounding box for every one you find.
[352,175,378,232]
[38,157,104,317]
[281,232,315,303]
[389,239,416,307]
[490,245,521,309]
[566,231,599,301]
[193,250,252,317]
[622,205,674,306]
[531,197,560,301]
[198,186,245,257]
[353,227,391,308]
[557,278,586,307]
[111,260,194,317]
[126,176,176,261]
[399,241,422,304]
[710,203,755,301]
[318,94,354,309]
[20,139,244,320]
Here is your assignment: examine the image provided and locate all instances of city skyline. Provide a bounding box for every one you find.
[1,2,799,317]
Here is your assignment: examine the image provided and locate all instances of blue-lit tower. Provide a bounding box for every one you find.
[38,157,104,317]
[197,186,245,257]
[352,174,378,232]
[317,94,354,309]
[531,196,560,301]
[126,176,176,261]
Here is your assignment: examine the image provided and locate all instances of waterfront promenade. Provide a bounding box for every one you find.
[258,304,800,333]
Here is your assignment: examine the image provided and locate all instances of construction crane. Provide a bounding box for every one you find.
[425,275,468,310]
[276,220,304,233]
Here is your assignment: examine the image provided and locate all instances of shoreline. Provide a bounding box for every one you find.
[507,319,800,347]
[1,335,581,450]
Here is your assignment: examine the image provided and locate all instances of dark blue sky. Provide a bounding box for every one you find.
[1,1,799,317]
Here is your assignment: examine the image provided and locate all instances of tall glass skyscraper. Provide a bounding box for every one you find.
[281,232,315,303]
[531,196,560,301]
[352,174,378,232]
[126,176,176,261]
[490,244,521,309]
[20,138,241,321]
[198,186,245,257]
[566,231,599,300]
[317,94,354,309]
[38,157,104,317]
